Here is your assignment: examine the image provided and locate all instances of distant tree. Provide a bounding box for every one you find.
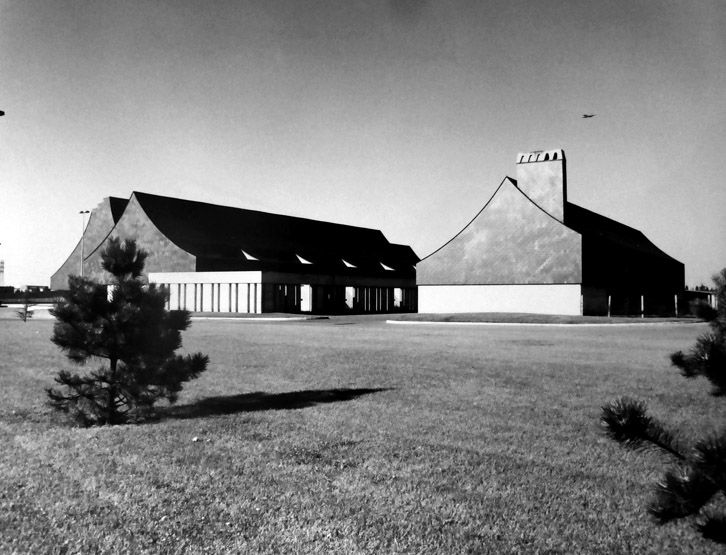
[16,290,33,322]
[601,268,726,543]
[47,238,208,426]
[694,284,715,292]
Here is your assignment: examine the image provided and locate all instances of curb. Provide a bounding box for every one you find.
[385,320,700,328]
[191,316,329,322]
[191,316,309,322]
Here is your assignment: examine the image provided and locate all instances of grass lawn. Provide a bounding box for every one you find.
[390,312,697,325]
[1,317,724,553]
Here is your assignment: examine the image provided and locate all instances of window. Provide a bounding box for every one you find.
[300,284,312,312]
[394,288,403,308]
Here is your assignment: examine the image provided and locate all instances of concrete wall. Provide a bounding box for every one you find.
[418,284,582,315]
[149,271,262,284]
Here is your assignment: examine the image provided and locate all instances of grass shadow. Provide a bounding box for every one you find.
[160,387,390,420]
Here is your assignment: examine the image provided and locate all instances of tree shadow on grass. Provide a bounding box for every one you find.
[160,387,391,420]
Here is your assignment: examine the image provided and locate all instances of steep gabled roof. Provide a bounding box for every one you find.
[132,192,418,273]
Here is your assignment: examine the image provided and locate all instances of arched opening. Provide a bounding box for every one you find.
[544,153,550,161]
[553,152,558,160]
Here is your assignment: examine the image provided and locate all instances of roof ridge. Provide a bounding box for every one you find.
[127,191,419,268]
[419,177,512,262]
[564,201,643,235]
[131,191,385,235]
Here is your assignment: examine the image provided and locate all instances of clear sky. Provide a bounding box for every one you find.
[1,0,724,287]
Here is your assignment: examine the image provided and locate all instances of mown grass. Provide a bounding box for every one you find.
[392,312,696,325]
[1,317,724,553]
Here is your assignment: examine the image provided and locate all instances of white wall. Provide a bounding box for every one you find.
[148,271,261,284]
[148,271,262,313]
[418,284,582,315]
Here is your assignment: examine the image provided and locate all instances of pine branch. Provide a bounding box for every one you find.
[648,465,717,522]
[693,431,726,490]
[601,268,726,544]
[699,512,726,543]
[601,397,685,461]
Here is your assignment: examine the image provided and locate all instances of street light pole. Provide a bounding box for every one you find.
[79,210,89,277]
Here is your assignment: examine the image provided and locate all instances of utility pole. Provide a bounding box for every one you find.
[79,210,89,277]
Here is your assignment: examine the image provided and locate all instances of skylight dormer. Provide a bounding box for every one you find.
[342,259,356,268]
[296,254,313,265]
[380,262,394,271]
[241,250,259,261]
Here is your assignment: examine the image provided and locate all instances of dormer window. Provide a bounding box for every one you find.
[380,262,394,271]
[241,250,259,261]
[342,259,356,268]
[296,254,313,265]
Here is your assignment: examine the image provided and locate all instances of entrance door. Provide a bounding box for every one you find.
[300,284,312,312]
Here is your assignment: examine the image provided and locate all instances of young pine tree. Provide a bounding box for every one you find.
[601,268,726,543]
[47,238,208,426]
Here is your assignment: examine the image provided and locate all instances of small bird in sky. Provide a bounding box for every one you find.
[582,114,596,118]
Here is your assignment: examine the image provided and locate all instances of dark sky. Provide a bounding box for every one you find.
[1,0,724,285]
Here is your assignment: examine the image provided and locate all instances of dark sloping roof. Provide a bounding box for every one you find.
[563,202,680,263]
[109,197,129,223]
[133,192,418,274]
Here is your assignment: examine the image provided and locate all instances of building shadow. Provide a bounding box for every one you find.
[160,387,390,420]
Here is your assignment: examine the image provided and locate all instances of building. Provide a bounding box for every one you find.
[416,149,684,316]
[51,192,418,314]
